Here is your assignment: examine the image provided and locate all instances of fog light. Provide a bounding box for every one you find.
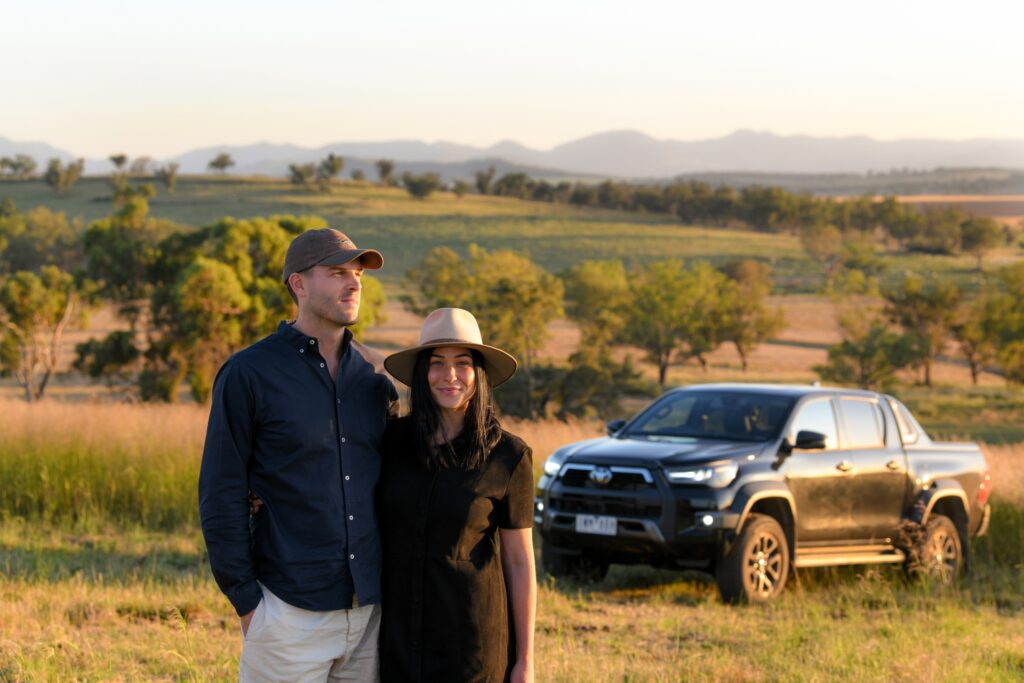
[701,514,714,527]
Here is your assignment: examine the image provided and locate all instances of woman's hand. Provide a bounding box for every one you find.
[248,491,263,515]
[510,659,534,683]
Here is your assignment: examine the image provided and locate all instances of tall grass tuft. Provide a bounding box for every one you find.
[0,400,207,530]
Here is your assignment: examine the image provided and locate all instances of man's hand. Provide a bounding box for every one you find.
[240,608,257,636]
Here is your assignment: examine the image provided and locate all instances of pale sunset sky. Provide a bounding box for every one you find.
[4,0,1023,158]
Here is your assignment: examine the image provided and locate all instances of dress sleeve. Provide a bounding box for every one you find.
[497,445,534,529]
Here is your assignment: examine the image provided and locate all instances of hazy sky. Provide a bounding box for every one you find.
[5,0,1023,158]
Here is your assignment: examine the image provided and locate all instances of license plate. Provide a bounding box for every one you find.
[576,514,617,536]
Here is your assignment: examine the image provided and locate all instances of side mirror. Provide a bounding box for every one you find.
[606,419,627,436]
[794,430,827,450]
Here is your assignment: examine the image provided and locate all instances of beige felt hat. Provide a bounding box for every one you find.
[384,308,518,387]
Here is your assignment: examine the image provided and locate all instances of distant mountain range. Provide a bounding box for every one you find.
[3,130,1024,180]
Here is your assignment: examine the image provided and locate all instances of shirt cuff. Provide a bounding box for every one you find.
[228,580,264,616]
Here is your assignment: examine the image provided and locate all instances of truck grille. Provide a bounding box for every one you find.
[559,465,655,491]
[554,494,661,519]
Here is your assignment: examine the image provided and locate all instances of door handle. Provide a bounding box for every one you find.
[886,460,903,471]
[836,460,853,472]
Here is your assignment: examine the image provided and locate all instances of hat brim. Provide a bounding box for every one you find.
[384,341,518,388]
[319,248,383,270]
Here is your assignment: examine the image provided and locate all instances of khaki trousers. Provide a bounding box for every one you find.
[239,584,381,683]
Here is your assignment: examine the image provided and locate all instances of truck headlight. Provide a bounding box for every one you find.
[666,463,738,488]
[543,449,570,476]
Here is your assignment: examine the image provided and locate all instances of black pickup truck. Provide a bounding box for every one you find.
[536,383,992,602]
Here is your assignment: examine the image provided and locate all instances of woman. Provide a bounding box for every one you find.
[379,307,536,683]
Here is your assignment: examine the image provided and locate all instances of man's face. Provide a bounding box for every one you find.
[296,262,363,327]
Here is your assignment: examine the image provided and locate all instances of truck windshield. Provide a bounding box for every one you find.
[624,391,796,442]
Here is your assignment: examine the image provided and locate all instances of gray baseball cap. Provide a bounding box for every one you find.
[282,229,383,283]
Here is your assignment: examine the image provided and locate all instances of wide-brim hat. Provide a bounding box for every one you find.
[384,308,518,388]
[282,228,383,283]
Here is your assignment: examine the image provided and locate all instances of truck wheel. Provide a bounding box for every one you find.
[716,513,789,603]
[912,514,963,583]
[542,540,609,582]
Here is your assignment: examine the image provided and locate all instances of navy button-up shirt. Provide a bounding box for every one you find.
[199,321,398,616]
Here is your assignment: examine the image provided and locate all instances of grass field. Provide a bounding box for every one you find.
[0,401,1022,681]
[1,177,1017,293]
[3,178,1024,680]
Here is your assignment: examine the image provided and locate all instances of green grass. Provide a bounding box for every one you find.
[895,384,1024,443]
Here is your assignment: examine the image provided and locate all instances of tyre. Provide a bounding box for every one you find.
[541,539,610,582]
[910,514,963,583]
[716,513,790,603]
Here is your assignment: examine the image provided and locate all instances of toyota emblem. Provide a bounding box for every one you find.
[589,467,613,485]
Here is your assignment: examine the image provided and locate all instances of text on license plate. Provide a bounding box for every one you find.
[576,514,617,536]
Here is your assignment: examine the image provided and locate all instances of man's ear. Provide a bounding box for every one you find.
[288,271,307,299]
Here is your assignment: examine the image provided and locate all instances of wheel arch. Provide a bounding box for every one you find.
[733,483,797,558]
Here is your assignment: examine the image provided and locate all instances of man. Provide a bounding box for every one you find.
[199,228,398,682]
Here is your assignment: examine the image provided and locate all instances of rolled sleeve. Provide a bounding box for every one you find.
[198,359,263,616]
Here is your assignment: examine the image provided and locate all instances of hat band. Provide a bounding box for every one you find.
[420,337,482,345]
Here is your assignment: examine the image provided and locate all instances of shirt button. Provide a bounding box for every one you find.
[299,348,305,354]
[341,437,346,443]
[336,399,341,404]
[309,339,316,345]
[320,362,325,368]
[345,475,351,481]
[349,554,355,560]
[349,515,354,521]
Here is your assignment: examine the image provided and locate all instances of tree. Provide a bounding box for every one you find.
[0,266,83,401]
[0,206,82,273]
[884,274,960,386]
[718,260,785,370]
[814,316,916,390]
[950,293,998,385]
[401,172,440,199]
[109,154,128,172]
[960,216,1004,271]
[351,169,365,181]
[620,260,729,387]
[155,163,180,192]
[561,260,629,352]
[799,225,844,284]
[317,153,345,189]
[492,173,532,199]
[0,154,37,179]
[452,180,469,198]
[43,158,84,195]
[129,156,153,176]
[208,153,235,174]
[288,163,316,186]
[376,159,395,185]
[474,166,496,195]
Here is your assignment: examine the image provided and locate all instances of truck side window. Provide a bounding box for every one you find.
[889,399,919,445]
[789,398,838,450]
[838,398,884,448]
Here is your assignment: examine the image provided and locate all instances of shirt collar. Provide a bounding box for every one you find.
[276,320,353,355]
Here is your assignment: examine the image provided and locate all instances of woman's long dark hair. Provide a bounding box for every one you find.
[410,347,502,471]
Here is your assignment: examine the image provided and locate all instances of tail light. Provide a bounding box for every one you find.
[978,466,992,507]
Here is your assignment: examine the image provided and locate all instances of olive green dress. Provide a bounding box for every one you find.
[378,416,534,682]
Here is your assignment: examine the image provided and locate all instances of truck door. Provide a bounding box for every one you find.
[781,397,857,543]
[837,396,907,543]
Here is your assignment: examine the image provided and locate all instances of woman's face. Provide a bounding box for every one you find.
[427,346,477,413]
